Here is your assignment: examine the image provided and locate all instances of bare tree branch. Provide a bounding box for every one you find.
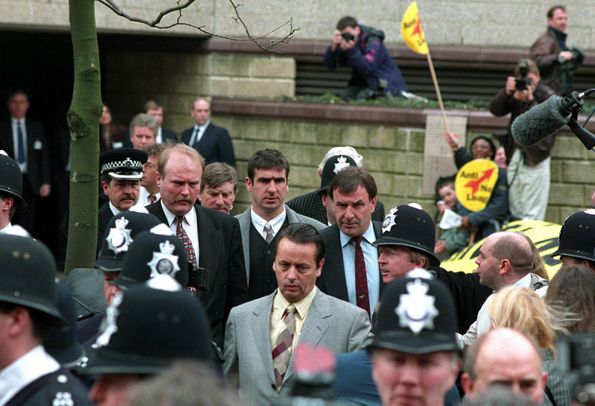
[95,0,299,53]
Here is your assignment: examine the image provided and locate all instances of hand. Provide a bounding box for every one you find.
[39,184,51,198]
[459,216,473,230]
[434,240,446,255]
[444,132,460,151]
[331,30,342,51]
[436,200,446,215]
[559,50,574,61]
[505,76,516,95]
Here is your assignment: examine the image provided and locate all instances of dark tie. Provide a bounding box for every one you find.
[175,216,197,269]
[191,127,199,146]
[148,194,156,204]
[353,236,370,315]
[272,305,297,389]
[16,121,25,164]
[264,222,274,244]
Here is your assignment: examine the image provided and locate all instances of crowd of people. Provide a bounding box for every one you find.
[0,4,593,406]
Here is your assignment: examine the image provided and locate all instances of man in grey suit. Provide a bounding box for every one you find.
[236,149,325,300]
[224,224,371,406]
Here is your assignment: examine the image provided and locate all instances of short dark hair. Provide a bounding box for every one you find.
[274,224,325,264]
[329,166,377,201]
[201,162,238,193]
[246,149,290,181]
[337,16,358,30]
[470,136,496,160]
[0,302,54,341]
[143,143,167,158]
[547,5,566,19]
[7,89,29,102]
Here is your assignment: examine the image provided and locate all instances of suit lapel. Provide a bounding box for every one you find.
[285,291,330,382]
[322,226,349,301]
[195,206,220,289]
[236,209,251,281]
[252,294,276,384]
[197,123,214,147]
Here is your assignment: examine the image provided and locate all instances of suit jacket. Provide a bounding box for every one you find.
[236,205,326,282]
[287,190,387,224]
[0,118,51,194]
[146,202,248,346]
[180,122,235,166]
[160,127,178,143]
[318,221,383,303]
[224,289,371,406]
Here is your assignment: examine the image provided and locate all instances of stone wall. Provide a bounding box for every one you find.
[3,1,594,49]
[214,112,594,225]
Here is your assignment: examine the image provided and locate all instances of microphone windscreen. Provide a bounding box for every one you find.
[511,96,571,146]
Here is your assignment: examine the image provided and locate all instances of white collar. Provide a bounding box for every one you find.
[108,201,121,216]
[194,121,210,131]
[340,221,376,247]
[250,207,286,231]
[160,200,197,227]
[513,273,533,288]
[0,345,60,405]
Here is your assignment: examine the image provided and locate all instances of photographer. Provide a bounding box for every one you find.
[489,59,555,221]
[530,5,583,95]
[323,16,408,100]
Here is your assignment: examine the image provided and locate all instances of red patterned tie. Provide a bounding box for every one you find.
[354,236,370,315]
[175,215,197,269]
[272,305,297,389]
[149,194,156,204]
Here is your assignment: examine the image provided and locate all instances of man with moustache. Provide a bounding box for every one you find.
[146,143,247,346]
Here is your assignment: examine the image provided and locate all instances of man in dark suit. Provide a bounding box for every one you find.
[180,97,235,166]
[318,166,382,317]
[0,89,51,234]
[224,224,370,406]
[287,146,385,224]
[146,143,247,346]
[145,100,178,143]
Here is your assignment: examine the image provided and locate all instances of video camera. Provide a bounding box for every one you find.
[515,61,530,91]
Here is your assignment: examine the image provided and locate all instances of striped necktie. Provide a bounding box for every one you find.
[272,305,297,389]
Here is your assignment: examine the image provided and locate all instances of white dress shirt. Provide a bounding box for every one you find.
[161,200,200,264]
[189,121,210,146]
[250,208,287,241]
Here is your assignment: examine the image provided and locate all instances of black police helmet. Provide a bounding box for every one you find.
[82,276,213,375]
[112,226,189,290]
[43,282,85,367]
[369,269,459,354]
[99,148,147,180]
[552,210,595,262]
[0,234,61,320]
[0,152,26,209]
[96,211,162,272]
[320,155,358,192]
[374,204,440,266]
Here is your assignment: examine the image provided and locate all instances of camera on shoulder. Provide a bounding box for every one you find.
[341,32,355,42]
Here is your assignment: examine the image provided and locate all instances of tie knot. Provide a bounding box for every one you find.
[284,305,297,316]
[353,236,363,245]
[175,215,186,225]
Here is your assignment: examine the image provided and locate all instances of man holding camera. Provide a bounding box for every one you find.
[489,59,555,220]
[324,16,408,100]
[530,5,583,95]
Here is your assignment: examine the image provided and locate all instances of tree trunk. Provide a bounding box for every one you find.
[64,0,102,273]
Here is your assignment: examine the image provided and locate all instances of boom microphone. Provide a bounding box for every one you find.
[511,95,572,146]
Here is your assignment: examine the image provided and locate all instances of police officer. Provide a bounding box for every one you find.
[0,234,92,404]
[97,148,148,253]
[0,151,28,236]
[368,271,461,406]
[552,209,595,271]
[79,276,214,405]
[374,204,491,333]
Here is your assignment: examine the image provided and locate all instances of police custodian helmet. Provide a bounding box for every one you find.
[552,209,595,262]
[374,204,440,266]
[0,234,61,321]
[81,275,212,375]
[369,269,459,354]
[0,151,26,209]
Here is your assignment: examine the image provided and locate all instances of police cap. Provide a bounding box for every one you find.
[0,151,26,209]
[99,148,147,180]
[552,209,595,262]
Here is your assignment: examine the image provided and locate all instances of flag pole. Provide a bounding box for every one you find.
[425,52,450,134]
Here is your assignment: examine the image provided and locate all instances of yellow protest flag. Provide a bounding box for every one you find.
[401,1,429,55]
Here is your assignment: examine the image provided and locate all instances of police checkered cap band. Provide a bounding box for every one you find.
[101,158,143,174]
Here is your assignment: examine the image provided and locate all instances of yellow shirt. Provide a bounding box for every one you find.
[270,286,317,351]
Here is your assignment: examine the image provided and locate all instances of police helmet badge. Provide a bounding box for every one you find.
[395,278,439,334]
[147,240,180,279]
[333,155,351,174]
[94,292,124,348]
[382,207,398,234]
[106,216,133,254]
